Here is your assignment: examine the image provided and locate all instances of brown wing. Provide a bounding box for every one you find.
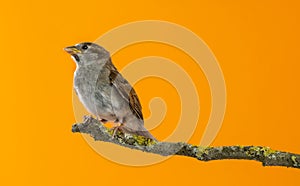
[109,66,144,120]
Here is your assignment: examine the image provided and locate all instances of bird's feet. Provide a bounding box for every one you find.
[83,115,95,123]
[111,124,124,139]
[85,115,107,124]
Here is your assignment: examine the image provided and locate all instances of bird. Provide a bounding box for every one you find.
[64,42,156,140]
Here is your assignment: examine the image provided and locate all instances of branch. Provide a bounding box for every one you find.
[72,116,300,169]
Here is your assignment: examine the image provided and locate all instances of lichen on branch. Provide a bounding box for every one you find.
[72,116,300,169]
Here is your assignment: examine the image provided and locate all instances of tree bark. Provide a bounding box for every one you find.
[72,116,300,169]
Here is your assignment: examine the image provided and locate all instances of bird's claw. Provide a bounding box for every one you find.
[83,115,94,123]
[111,125,123,139]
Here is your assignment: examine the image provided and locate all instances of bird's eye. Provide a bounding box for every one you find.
[82,45,88,50]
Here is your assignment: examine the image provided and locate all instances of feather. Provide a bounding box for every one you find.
[108,60,144,121]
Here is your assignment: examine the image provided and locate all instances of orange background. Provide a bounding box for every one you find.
[1,0,300,185]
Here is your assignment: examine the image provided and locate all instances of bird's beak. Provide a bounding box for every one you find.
[64,46,82,54]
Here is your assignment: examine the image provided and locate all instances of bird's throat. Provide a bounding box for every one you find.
[71,54,80,62]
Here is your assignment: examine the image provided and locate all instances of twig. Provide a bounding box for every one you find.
[72,116,300,169]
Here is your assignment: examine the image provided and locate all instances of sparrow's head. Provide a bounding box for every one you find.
[64,42,110,66]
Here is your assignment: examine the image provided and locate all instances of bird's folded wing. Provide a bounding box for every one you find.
[108,64,144,120]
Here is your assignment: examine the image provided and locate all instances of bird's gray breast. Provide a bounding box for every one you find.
[74,65,115,120]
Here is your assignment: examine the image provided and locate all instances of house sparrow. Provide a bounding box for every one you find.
[64,42,156,140]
